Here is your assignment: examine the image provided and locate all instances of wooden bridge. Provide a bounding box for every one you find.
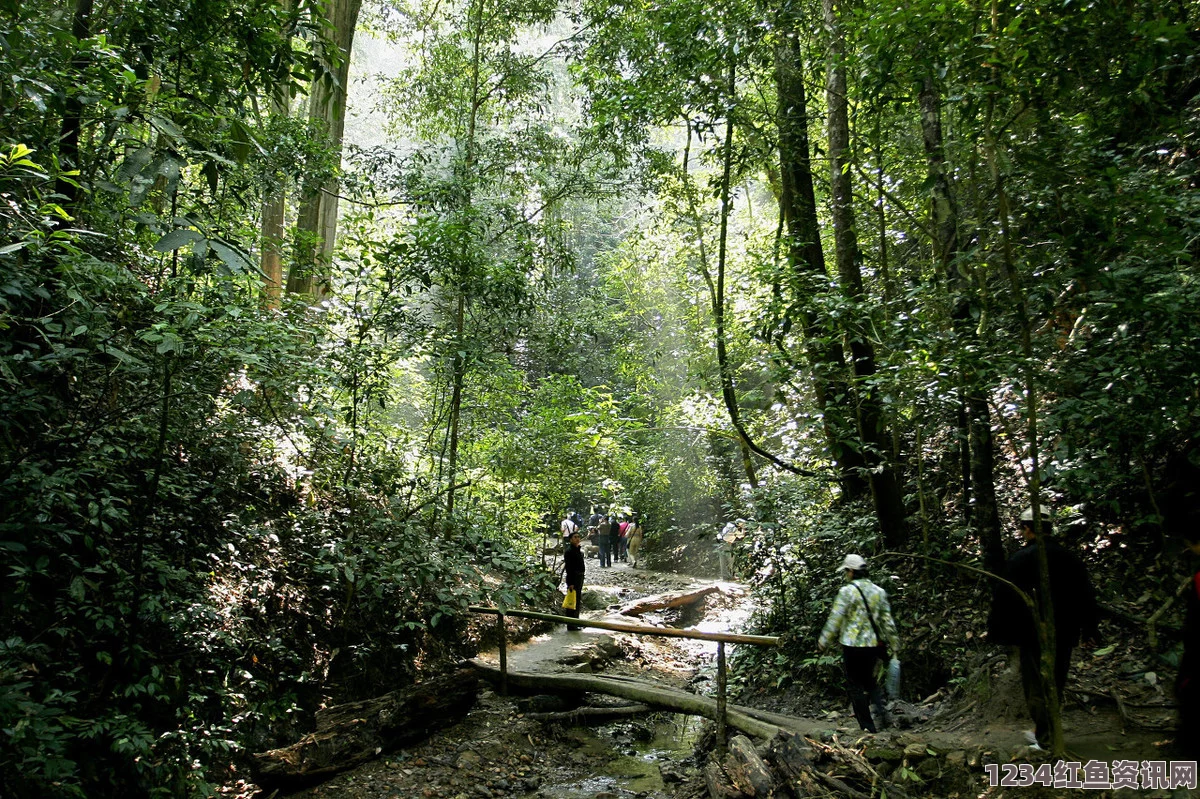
[468,604,782,748]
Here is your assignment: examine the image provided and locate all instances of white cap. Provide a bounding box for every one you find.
[840,554,867,572]
[1020,506,1052,522]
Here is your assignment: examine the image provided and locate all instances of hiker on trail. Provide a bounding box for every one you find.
[1178,527,1200,758]
[717,519,744,580]
[596,514,612,568]
[986,506,1099,750]
[563,530,585,631]
[627,516,644,568]
[818,554,900,733]
[560,511,578,547]
[606,515,621,567]
[617,516,630,562]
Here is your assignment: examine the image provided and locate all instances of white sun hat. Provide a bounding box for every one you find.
[839,554,867,572]
[1020,506,1052,522]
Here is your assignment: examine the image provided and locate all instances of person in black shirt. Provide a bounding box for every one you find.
[563,530,585,631]
[987,507,1099,749]
[605,515,620,567]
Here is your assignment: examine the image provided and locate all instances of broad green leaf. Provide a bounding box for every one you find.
[153,229,202,252]
[147,114,184,141]
[210,239,256,276]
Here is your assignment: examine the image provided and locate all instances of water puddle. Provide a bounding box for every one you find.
[520,713,700,798]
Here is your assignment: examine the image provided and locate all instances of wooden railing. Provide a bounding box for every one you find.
[468,605,778,748]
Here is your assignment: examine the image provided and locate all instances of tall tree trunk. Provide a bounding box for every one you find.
[443,0,486,517]
[260,7,296,309]
[822,0,907,546]
[445,292,467,517]
[918,75,1005,573]
[260,67,292,309]
[261,185,286,308]
[288,0,363,299]
[688,116,804,486]
[55,0,94,210]
[773,8,868,497]
[983,77,1062,752]
[714,58,759,491]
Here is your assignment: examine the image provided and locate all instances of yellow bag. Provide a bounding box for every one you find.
[562,588,577,610]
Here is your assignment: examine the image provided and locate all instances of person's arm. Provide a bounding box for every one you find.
[878,589,901,654]
[1075,557,1101,643]
[986,554,1025,645]
[818,586,850,651]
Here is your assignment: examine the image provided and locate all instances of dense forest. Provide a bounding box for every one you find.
[2,0,1199,794]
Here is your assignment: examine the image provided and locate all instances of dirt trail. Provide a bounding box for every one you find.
[476,561,749,676]
[281,561,752,799]
[277,559,1178,799]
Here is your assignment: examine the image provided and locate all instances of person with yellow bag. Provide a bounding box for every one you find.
[562,529,585,631]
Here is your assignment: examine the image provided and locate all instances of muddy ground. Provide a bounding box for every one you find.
[256,558,1184,799]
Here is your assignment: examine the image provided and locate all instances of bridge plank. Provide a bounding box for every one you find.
[468,661,820,740]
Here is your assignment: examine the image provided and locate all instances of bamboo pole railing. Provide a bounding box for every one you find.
[468,605,779,750]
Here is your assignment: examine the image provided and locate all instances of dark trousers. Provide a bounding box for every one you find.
[598,536,611,567]
[608,534,620,563]
[564,577,583,630]
[842,646,887,732]
[1178,670,1200,759]
[1018,639,1073,745]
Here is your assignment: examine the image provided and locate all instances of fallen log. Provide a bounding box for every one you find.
[764,729,813,784]
[252,668,479,788]
[524,703,653,723]
[723,735,777,797]
[580,673,818,736]
[618,585,721,616]
[705,758,746,799]
[814,770,869,799]
[808,737,912,799]
[469,661,819,740]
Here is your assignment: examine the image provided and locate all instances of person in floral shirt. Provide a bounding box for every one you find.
[818,554,900,732]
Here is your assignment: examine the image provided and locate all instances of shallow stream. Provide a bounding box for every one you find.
[521,713,703,799]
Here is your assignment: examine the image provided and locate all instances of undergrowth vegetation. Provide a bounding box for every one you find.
[0,150,559,796]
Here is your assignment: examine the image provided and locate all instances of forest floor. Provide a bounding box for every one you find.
[266,558,1183,799]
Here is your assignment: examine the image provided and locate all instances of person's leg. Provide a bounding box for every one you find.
[566,580,582,630]
[1179,672,1200,758]
[1054,640,1073,701]
[598,536,610,567]
[870,682,890,730]
[843,647,878,732]
[1019,644,1050,745]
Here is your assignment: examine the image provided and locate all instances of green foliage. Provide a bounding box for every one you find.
[0,35,560,797]
[0,202,559,796]
[5,0,1200,788]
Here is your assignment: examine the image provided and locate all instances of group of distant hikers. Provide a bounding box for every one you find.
[559,507,643,568]
[557,507,644,631]
[559,502,1200,756]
